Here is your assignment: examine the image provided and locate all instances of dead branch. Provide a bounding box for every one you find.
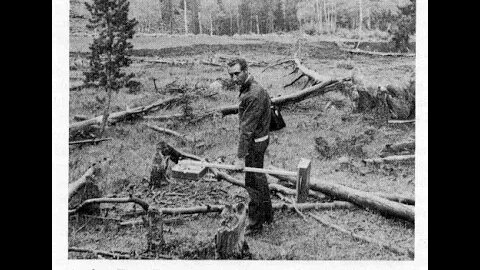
[381,141,415,157]
[159,202,355,216]
[70,96,181,133]
[68,247,175,259]
[69,197,149,215]
[269,183,328,201]
[362,155,415,165]
[340,48,416,57]
[308,213,414,258]
[69,138,113,146]
[267,165,414,222]
[264,58,332,89]
[145,123,195,143]
[68,247,132,259]
[388,119,415,124]
[119,217,184,227]
[200,60,222,67]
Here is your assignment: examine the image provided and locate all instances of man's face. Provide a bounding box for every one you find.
[228,63,248,85]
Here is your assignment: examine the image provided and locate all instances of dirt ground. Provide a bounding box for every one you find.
[68,34,415,260]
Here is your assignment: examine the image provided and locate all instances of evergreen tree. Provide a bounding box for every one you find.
[391,0,415,52]
[84,0,138,138]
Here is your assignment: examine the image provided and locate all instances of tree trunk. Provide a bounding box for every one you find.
[367,7,371,30]
[269,171,414,222]
[237,14,240,34]
[255,15,260,34]
[158,0,163,32]
[333,2,337,32]
[68,171,102,213]
[230,13,233,35]
[316,0,322,32]
[98,86,113,138]
[149,143,170,189]
[199,11,202,34]
[210,13,213,36]
[215,203,250,259]
[184,0,188,35]
[359,0,363,36]
[145,209,164,254]
[68,160,106,201]
[323,0,327,31]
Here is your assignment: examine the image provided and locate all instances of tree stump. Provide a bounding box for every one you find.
[149,143,170,188]
[144,208,164,254]
[214,203,251,259]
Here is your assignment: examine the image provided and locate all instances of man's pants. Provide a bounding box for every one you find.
[244,138,273,228]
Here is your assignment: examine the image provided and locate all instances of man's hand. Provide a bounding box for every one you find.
[233,158,245,171]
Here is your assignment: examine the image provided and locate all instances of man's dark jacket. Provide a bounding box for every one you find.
[237,75,271,158]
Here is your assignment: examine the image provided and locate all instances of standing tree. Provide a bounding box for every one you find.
[84,0,138,138]
[391,0,415,52]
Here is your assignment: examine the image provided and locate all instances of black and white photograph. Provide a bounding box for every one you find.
[53,0,427,268]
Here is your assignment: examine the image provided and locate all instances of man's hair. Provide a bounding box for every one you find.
[227,58,248,71]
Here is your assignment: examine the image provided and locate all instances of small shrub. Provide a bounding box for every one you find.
[336,60,355,70]
[126,80,143,94]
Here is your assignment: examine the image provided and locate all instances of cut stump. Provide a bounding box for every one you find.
[214,203,251,259]
[145,208,164,254]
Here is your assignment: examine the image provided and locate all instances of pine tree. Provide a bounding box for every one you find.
[391,0,415,52]
[84,0,138,138]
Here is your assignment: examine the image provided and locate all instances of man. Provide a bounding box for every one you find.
[228,58,273,234]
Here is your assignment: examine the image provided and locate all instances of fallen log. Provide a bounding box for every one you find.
[266,58,332,89]
[145,123,195,144]
[374,192,415,205]
[69,138,113,146]
[68,247,175,259]
[267,165,414,222]
[69,96,181,133]
[380,141,415,157]
[340,48,415,57]
[388,119,415,124]
[269,170,414,205]
[201,60,222,67]
[120,217,184,227]
[362,155,415,165]
[69,197,149,215]
[308,213,414,258]
[274,201,356,211]
[159,202,355,216]
[68,247,132,259]
[68,167,96,201]
[146,76,348,121]
[68,158,109,201]
[268,183,328,201]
